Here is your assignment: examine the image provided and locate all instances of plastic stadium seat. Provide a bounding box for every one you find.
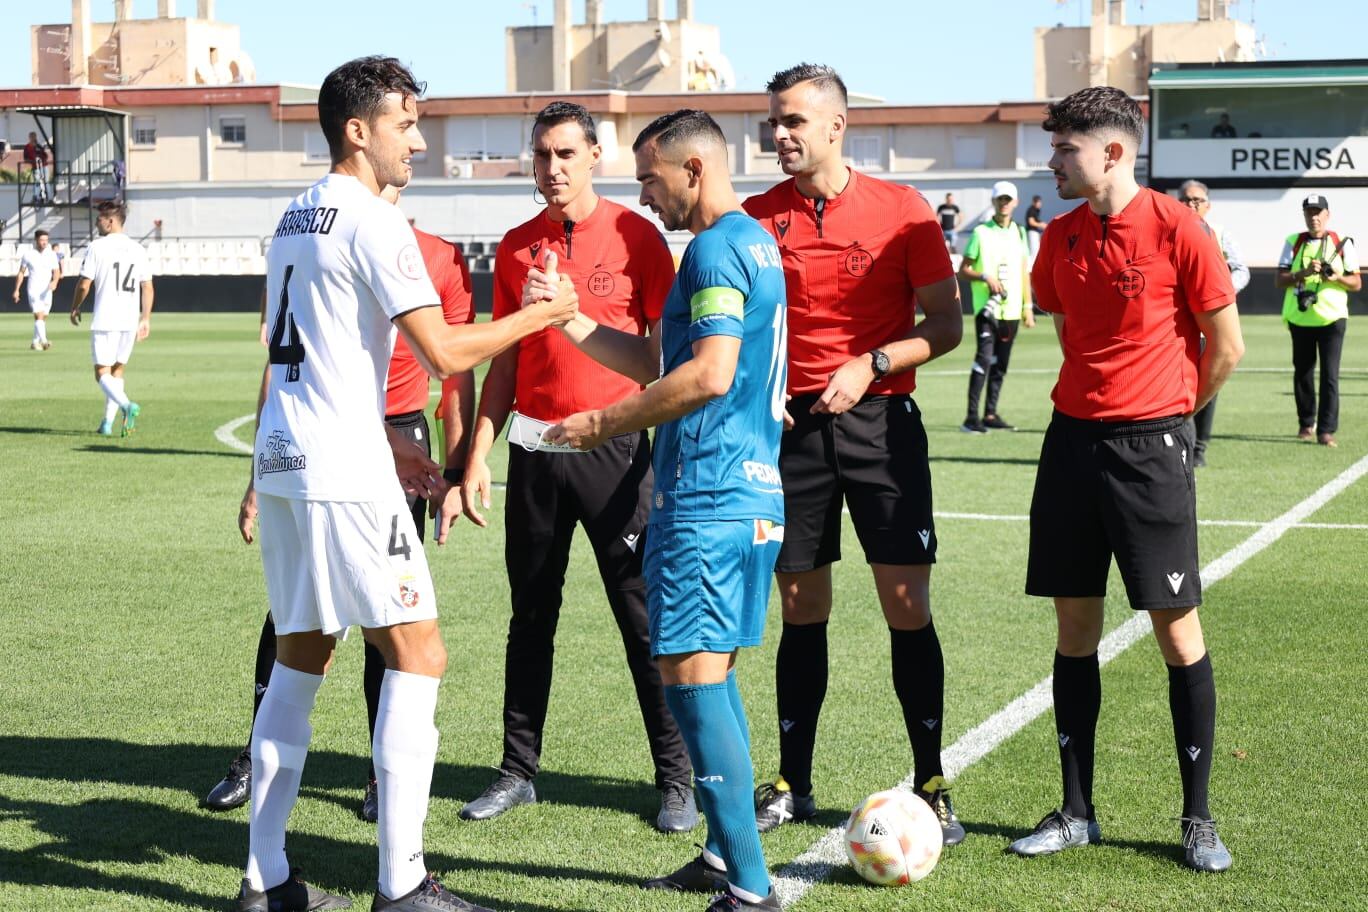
[0,242,18,259]
[158,258,183,276]
[236,239,260,257]
[145,240,165,258]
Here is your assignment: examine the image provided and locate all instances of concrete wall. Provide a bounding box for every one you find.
[32,16,247,87]
[507,19,719,92]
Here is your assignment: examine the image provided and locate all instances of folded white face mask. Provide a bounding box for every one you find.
[506,411,587,454]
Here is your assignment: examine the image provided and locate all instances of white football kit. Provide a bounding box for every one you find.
[254,172,440,637]
[19,246,59,314]
[81,233,152,365]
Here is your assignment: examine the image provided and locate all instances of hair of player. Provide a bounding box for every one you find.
[765,62,848,109]
[632,109,726,156]
[1180,179,1210,197]
[1042,86,1144,148]
[34,229,48,239]
[96,199,127,223]
[532,101,598,146]
[317,56,426,162]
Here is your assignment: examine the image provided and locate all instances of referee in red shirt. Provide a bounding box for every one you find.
[1009,87,1243,872]
[742,64,966,844]
[206,195,477,820]
[458,102,696,832]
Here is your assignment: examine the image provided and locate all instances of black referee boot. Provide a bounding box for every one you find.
[237,868,350,911]
[206,747,252,811]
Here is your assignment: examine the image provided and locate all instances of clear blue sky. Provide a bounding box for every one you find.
[4,0,1360,103]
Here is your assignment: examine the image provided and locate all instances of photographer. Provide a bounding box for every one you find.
[1275,194,1361,447]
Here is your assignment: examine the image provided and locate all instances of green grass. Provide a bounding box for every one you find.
[1,313,1364,911]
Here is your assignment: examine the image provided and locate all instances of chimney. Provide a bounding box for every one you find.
[552,0,572,92]
[679,0,695,19]
[198,0,216,19]
[70,0,92,83]
[647,0,666,20]
[114,0,134,21]
[158,0,178,17]
[586,0,604,27]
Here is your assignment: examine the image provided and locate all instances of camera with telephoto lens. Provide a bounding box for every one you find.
[1318,261,1336,279]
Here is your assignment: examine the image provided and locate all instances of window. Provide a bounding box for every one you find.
[1154,84,1368,140]
[131,117,156,147]
[952,135,987,169]
[219,116,246,145]
[758,122,776,153]
[847,134,882,168]
[303,129,330,162]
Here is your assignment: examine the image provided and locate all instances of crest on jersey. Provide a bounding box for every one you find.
[588,271,615,297]
[842,246,873,277]
[397,244,425,280]
[1115,267,1145,299]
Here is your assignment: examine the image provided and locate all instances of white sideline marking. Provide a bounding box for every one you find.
[774,453,1368,908]
[214,414,254,455]
[215,413,1367,527]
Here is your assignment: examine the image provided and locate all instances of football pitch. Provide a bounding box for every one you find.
[1,312,1365,911]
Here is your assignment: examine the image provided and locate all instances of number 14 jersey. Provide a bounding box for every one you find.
[255,173,439,502]
[81,233,152,331]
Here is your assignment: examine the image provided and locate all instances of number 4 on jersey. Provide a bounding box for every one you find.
[269,264,306,381]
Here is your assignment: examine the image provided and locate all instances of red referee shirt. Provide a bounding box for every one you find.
[493,198,673,423]
[743,168,954,395]
[386,228,475,417]
[1031,188,1235,421]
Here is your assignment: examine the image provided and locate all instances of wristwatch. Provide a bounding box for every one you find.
[869,349,891,380]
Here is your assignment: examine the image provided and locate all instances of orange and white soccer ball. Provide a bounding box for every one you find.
[843,789,943,885]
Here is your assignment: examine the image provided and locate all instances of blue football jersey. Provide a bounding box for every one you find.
[651,211,787,524]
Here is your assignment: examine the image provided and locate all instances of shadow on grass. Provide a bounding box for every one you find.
[79,444,248,458]
[0,736,656,909]
[962,819,1187,867]
[929,454,1044,467]
[0,425,95,439]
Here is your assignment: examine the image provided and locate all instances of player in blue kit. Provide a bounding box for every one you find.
[546,109,787,911]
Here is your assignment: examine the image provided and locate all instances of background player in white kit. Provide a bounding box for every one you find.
[69,200,153,436]
[235,56,576,912]
[13,229,60,350]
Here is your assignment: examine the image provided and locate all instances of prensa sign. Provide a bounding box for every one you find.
[1152,138,1367,180]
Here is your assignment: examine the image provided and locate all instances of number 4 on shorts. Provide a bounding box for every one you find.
[388,514,411,560]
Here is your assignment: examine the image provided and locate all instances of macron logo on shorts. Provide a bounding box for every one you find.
[917,529,931,549]
[1166,571,1186,595]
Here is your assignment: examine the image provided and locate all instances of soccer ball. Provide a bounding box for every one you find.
[843,789,943,885]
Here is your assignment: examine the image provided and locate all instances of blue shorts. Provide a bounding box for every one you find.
[644,519,782,657]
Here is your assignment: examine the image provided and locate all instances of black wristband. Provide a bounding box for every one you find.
[442,467,462,484]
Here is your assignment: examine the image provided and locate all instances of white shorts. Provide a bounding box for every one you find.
[258,493,437,637]
[91,330,136,366]
[27,294,52,315]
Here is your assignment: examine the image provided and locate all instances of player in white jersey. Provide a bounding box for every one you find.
[233,56,577,912]
[69,200,153,436]
[13,229,60,350]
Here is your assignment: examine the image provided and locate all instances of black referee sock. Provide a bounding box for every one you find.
[1053,651,1100,820]
[775,620,828,797]
[890,622,946,790]
[1168,652,1216,820]
[252,613,278,721]
[364,641,387,782]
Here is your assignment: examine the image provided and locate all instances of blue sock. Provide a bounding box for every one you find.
[666,681,770,899]
[705,670,753,861]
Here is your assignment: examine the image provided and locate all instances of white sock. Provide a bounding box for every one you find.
[37,320,47,343]
[98,374,130,408]
[104,398,119,423]
[32,321,41,344]
[374,669,441,900]
[246,663,324,891]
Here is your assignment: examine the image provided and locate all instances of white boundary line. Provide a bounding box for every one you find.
[212,414,1368,529]
[773,452,1368,908]
[214,414,255,455]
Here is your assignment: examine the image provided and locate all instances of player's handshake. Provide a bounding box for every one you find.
[521,251,578,328]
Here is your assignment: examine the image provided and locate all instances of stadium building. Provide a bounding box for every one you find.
[0,0,1315,313]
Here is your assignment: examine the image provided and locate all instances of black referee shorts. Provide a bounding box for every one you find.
[385,408,431,542]
[776,393,936,573]
[1026,411,1200,611]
